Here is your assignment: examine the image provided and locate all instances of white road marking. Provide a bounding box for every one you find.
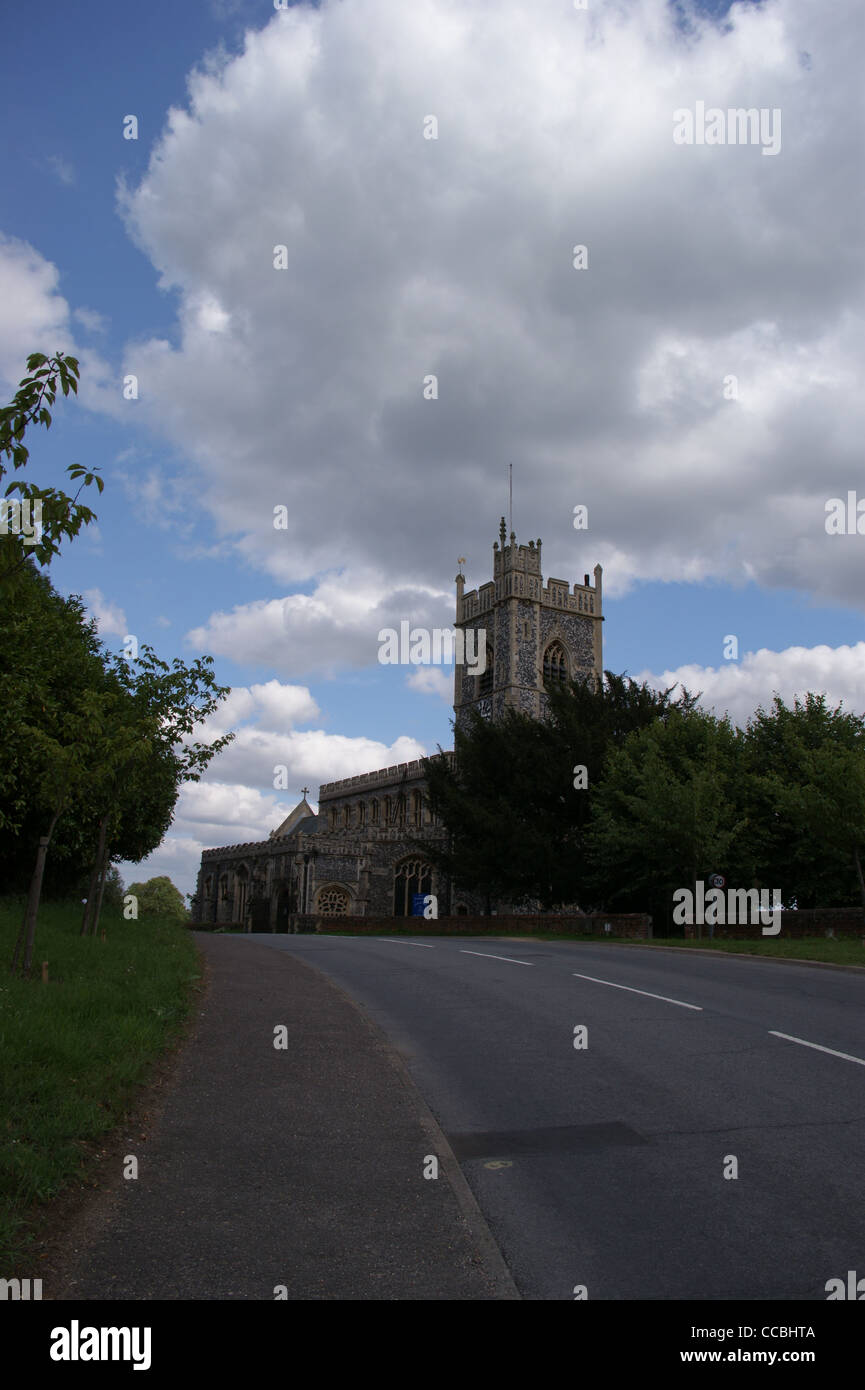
[461,950,533,966]
[768,1031,865,1068]
[572,972,702,1010]
[373,938,435,948]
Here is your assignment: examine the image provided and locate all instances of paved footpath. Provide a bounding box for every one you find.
[54,933,518,1300]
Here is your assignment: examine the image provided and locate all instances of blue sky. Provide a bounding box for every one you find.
[2,0,862,897]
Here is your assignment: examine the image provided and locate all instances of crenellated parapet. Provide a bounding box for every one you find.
[319,753,453,800]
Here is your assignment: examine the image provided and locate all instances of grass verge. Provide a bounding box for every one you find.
[335,928,865,967]
[0,897,199,1269]
[617,935,865,967]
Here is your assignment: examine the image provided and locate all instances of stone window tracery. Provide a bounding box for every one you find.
[317,886,351,916]
[393,858,432,917]
[543,640,568,685]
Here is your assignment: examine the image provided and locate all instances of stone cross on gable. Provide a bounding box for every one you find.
[300,786,310,798]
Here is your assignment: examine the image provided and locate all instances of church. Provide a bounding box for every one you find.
[190,520,603,928]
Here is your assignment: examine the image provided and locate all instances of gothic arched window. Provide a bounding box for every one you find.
[358,802,366,827]
[235,865,249,920]
[393,858,432,917]
[543,641,568,685]
[478,644,494,696]
[371,799,380,824]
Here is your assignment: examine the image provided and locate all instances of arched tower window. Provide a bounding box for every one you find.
[543,641,568,685]
[371,799,380,825]
[478,644,494,696]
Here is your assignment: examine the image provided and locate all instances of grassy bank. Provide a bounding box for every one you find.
[506,932,865,967]
[0,898,199,1268]
[621,935,865,967]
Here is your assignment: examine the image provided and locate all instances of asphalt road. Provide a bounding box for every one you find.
[246,933,865,1301]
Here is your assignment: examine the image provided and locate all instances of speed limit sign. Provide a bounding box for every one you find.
[709,873,725,889]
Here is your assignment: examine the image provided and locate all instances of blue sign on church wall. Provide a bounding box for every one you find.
[411,893,426,916]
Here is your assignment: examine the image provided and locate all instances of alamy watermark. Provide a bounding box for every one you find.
[1,1277,42,1300]
[825,1270,865,1299]
[378,622,486,676]
[673,881,782,936]
[0,498,42,545]
[825,493,865,534]
[50,1322,151,1371]
[673,102,781,156]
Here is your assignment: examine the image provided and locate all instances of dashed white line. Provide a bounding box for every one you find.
[373,938,435,948]
[768,1031,865,1068]
[572,972,702,1010]
[461,950,533,966]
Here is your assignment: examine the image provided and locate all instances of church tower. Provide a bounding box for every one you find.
[453,518,603,728]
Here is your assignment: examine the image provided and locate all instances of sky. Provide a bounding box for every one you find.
[1,0,863,899]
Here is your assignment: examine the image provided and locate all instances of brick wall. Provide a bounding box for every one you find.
[683,907,865,939]
[293,912,652,938]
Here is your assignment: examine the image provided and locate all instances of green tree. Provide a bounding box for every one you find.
[2,561,234,967]
[77,684,165,938]
[126,876,188,922]
[586,707,745,930]
[100,864,126,911]
[2,567,109,973]
[75,644,233,937]
[421,671,699,910]
[0,352,103,584]
[421,709,569,910]
[743,695,865,907]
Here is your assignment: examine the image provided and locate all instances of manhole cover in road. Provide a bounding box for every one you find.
[448,1121,648,1161]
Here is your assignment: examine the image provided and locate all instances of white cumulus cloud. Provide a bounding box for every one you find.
[83,588,128,639]
[639,642,865,728]
[112,0,863,611]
